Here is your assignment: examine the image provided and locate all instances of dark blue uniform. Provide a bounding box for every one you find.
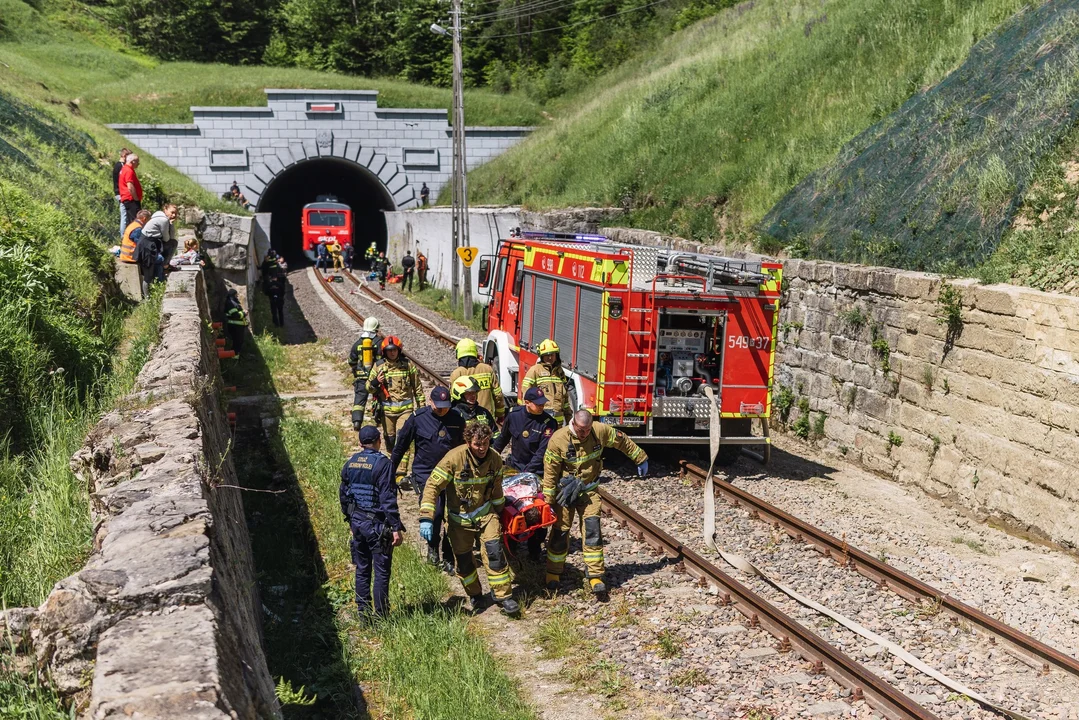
[492,405,558,474]
[390,407,465,562]
[339,448,403,617]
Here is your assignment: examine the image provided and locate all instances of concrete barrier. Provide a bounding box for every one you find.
[1,270,280,718]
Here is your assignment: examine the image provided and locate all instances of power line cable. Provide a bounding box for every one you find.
[468,0,575,21]
[467,0,673,38]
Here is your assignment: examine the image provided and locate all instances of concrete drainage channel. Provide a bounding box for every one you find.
[0,270,281,718]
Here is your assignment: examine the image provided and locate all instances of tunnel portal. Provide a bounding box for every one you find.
[257,157,395,266]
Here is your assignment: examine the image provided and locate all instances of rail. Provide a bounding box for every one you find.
[312,269,449,387]
[341,270,461,348]
[681,461,1079,679]
[598,489,935,720]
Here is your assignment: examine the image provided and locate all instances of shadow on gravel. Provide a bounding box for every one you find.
[281,270,318,345]
[225,298,367,719]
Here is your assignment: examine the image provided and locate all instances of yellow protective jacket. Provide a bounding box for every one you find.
[450,362,504,420]
[421,444,505,526]
[542,423,647,498]
[520,360,571,420]
[365,357,424,415]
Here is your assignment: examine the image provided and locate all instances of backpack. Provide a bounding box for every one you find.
[134,230,161,270]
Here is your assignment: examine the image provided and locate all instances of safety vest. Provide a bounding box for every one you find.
[225,304,247,326]
[119,221,142,263]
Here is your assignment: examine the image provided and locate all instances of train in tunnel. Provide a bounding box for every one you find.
[301,197,353,261]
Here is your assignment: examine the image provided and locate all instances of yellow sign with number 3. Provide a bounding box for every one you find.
[456,246,479,267]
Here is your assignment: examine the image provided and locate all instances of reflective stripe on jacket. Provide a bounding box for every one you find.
[542,423,646,498]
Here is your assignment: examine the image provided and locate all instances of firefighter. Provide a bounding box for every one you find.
[451,376,498,437]
[420,423,519,616]
[365,241,378,271]
[376,252,391,290]
[348,317,383,431]
[417,251,428,291]
[224,289,247,358]
[261,250,288,328]
[449,338,505,423]
[364,336,425,484]
[543,409,648,597]
[493,387,558,560]
[339,426,404,621]
[521,339,572,426]
[391,386,465,573]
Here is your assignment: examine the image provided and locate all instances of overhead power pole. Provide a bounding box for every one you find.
[450,0,473,320]
[433,3,473,320]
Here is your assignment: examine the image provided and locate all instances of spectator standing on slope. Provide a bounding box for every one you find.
[420,182,430,207]
[401,250,416,292]
[113,148,130,238]
[118,154,142,228]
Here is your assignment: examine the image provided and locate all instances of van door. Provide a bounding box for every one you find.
[493,246,525,338]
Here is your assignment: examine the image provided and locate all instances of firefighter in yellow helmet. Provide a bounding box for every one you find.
[420,422,520,615]
[520,339,572,426]
[449,338,505,423]
[543,409,647,597]
[451,375,498,438]
[364,336,425,485]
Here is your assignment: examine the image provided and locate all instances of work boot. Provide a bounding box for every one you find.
[397,476,414,493]
[589,578,608,600]
[469,593,493,613]
[426,546,440,567]
[440,558,455,575]
[499,598,520,617]
[545,573,560,594]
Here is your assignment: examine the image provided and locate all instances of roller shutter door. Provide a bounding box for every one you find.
[553,282,578,369]
[575,288,602,380]
[520,274,534,347]
[532,276,553,347]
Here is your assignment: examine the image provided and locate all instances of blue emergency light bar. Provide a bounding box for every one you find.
[519,230,608,242]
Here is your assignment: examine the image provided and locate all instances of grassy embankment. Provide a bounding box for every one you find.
[226,297,534,718]
[0,0,544,129]
[466,0,1030,243]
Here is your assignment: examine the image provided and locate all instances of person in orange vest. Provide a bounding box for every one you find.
[119,209,151,264]
[416,251,429,291]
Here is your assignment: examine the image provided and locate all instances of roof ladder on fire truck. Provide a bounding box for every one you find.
[620,300,655,425]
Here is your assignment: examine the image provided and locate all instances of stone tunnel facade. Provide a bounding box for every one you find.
[108,89,533,210]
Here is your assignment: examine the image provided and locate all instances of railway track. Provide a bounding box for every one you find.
[312,269,451,386]
[311,267,1076,717]
[680,461,1079,682]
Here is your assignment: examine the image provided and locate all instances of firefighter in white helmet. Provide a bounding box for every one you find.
[520,339,572,426]
[543,409,647,597]
[348,317,383,431]
[449,338,505,423]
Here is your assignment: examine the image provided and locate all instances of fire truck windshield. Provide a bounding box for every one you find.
[308,212,345,226]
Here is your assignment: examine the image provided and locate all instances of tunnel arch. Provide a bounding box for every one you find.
[250,149,411,265]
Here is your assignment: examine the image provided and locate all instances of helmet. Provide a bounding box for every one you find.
[381,336,402,353]
[451,376,480,401]
[537,339,559,355]
[455,338,479,360]
[363,317,380,333]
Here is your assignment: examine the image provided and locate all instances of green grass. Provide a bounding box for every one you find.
[532,609,589,659]
[0,0,544,129]
[0,638,71,720]
[404,286,487,334]
[0,285,163,608]
[467,0,1030,244]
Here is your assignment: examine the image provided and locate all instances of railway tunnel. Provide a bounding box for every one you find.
[256,157,395,267]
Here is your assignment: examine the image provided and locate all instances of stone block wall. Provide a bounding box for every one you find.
[2,271,279,718]
[778,260,1079,548]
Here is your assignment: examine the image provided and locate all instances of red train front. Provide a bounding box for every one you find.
[301,199,352,260]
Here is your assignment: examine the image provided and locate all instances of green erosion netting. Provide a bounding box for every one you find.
[761,0,1079,271]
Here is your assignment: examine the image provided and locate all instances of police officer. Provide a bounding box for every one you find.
[521,339,572,426]
[420,423,519,616]
[543,409,648,598]
[391,386,465,572]
[339,427,404,621]
[224,289,247,358]
[451,376,498,436]
[493,387,558,560]
[364,336,425,483]
[450,339,505,423]
[348,317,383,430]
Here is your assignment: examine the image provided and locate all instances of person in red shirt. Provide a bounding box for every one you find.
[118,154,143,226]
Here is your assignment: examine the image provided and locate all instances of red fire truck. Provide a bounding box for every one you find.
[477,231,782,459]
[301,198,352,258]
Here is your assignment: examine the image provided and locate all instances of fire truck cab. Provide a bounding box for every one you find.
[477,231,782,458]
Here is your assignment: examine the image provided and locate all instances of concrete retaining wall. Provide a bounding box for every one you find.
[1,270,280,718]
